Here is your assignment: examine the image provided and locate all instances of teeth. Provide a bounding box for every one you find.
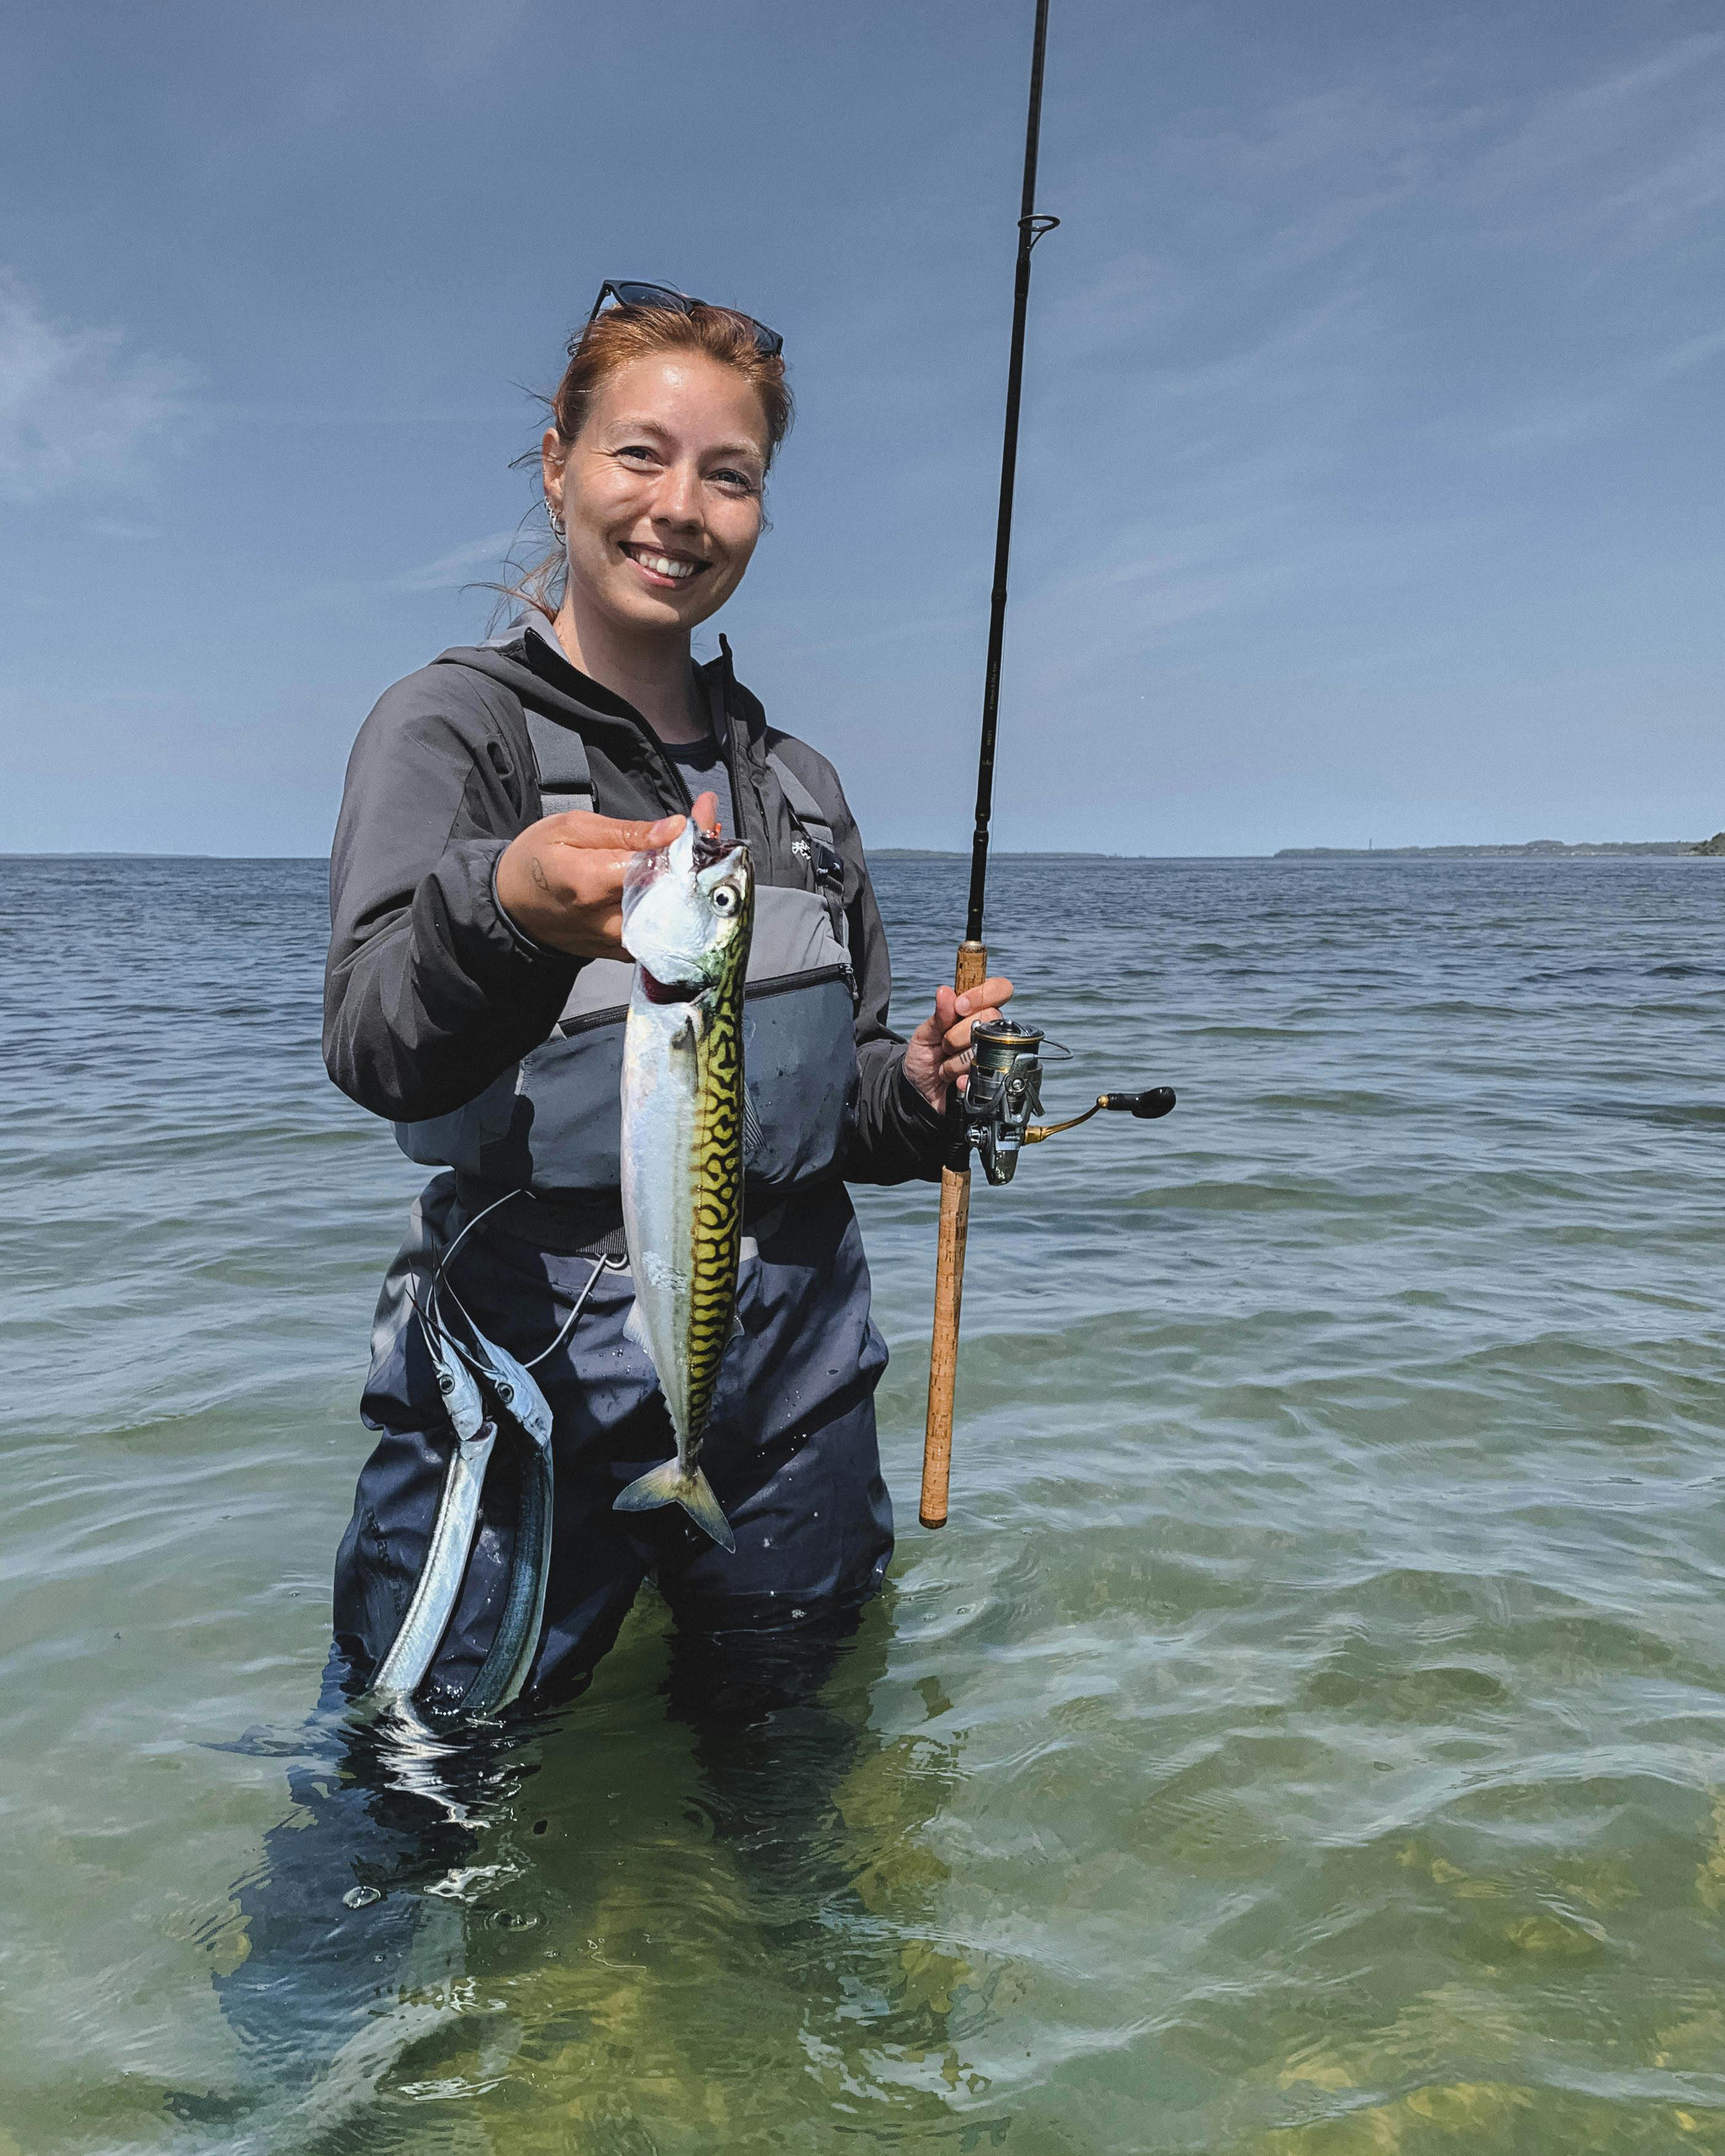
[631,549,697,581]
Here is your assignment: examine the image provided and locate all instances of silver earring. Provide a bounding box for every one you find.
[547,501,567,543]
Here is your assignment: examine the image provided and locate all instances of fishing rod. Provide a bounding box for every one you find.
[919,0,1175,1531]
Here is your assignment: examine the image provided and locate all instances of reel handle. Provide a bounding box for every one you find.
[1025,1085,1178,1144]
[1100,1088,1177,1119]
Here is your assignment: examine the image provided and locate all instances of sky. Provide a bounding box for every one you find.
[1,0,1721,857]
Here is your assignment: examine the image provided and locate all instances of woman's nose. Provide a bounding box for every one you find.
[653,460,703,529]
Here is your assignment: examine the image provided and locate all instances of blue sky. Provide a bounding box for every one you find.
[2,1,1721,856]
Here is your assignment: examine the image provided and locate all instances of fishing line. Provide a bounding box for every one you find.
[423,1185,622,1375]
[438,1250,622,1372]
[521,1252,626,1372]
[427,1186,528,1348]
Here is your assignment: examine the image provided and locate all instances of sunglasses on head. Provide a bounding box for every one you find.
[577,279,784,360]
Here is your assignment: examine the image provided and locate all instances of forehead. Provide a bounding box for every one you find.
[585,352,770,460]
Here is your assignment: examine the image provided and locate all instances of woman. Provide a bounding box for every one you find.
[323,285,1012,1715]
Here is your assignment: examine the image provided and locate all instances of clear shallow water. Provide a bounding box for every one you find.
[3,851,1724,2154]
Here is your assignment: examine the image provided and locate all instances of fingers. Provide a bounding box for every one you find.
[540,788,725,855]
[939,976,1016,1063]
[954,976,1013,1018]
[541,807,687,852]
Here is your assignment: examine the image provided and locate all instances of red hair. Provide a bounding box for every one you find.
[553,301,791,459]
[508,300,792,620]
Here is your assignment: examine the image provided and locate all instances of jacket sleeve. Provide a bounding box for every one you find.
[768,744,950,1187]
[323,667,582,1123]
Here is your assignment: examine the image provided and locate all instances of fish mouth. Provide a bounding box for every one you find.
[690,827,744,870]
[639,966,702,1005]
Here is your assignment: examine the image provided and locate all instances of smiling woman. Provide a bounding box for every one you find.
[503,293,794,728]
[315,285,1014,1720]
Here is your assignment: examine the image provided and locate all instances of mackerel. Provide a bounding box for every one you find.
[615,817,754,1550]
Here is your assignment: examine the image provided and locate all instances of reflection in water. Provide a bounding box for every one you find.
[211,1656,505,2127]
[214,1585,985,2147]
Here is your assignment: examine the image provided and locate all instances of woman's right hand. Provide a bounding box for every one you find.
[494,792,718,959]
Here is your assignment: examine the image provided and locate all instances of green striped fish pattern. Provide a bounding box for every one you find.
[677,875,750,1445]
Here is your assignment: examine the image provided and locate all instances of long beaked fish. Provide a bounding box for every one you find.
[448,1327,556,1716]
[369,1321,497,1705]
[615,815,754,1551]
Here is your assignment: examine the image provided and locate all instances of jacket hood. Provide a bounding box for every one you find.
[432,615,762,756]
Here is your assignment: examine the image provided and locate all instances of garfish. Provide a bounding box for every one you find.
[448,1325,555,1716]
[369,1317,497,1705]
[615,814,754,1551]
[368,1292,558,1718]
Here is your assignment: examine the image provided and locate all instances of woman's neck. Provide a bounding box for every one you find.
[549,593,708,745]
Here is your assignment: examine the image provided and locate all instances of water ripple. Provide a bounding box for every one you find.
[4,854,1725,2150]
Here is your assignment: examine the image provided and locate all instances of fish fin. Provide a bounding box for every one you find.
[622,1298,651,1352]
[677,1466,738,1552]
[612,1456,684,1514]
[738,1234,759,1266]
[741,1086,765,1164]
[613,1458,737,1554]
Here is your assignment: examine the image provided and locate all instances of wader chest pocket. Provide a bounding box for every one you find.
[396,888,859,1198]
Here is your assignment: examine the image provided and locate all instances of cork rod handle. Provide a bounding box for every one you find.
[919,939,990,1530]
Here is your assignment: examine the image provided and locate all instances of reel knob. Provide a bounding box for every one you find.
[1100,1088,1177,1120]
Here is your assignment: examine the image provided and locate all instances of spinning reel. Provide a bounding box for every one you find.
[960,1017,1175,1187]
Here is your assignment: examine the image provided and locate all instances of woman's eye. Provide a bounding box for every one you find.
[710,468,759,494]
[617,444,657,465]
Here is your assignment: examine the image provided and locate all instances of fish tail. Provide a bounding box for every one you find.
[613,1458,736,1553]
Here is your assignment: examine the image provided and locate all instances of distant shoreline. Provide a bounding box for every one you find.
[1274,839,1719,859]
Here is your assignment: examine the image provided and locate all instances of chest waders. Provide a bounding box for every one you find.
[366,697,860,1720]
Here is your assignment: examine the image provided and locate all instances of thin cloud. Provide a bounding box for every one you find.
[1457,31,1725,250]
[383,529,526,594]
[1493,322,1725,450]
[0,272,194,502]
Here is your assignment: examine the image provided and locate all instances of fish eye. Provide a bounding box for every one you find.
[710,885,738,915]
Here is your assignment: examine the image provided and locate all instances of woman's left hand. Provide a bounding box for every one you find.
[902,976,1016,1115]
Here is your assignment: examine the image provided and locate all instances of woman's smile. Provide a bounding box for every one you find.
[618,540,709,589]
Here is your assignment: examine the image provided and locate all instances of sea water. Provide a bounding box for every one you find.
[2,851,1723,2153]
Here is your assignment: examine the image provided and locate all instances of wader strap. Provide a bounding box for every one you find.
[523,708,594,816]
[766,750,848,949]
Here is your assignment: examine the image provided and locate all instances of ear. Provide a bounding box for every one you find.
[541,428,567,515]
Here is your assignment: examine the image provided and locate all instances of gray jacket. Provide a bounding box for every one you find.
[325,619,945,1213]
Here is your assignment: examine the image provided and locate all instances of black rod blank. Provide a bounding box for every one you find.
[965,0,1057,946]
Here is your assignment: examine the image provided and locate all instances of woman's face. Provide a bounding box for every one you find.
[545,351,770,638]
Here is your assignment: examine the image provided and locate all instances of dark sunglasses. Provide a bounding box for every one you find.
[578,279,784,360]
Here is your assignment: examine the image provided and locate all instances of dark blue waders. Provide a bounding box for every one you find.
[334,1173,894,1714]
